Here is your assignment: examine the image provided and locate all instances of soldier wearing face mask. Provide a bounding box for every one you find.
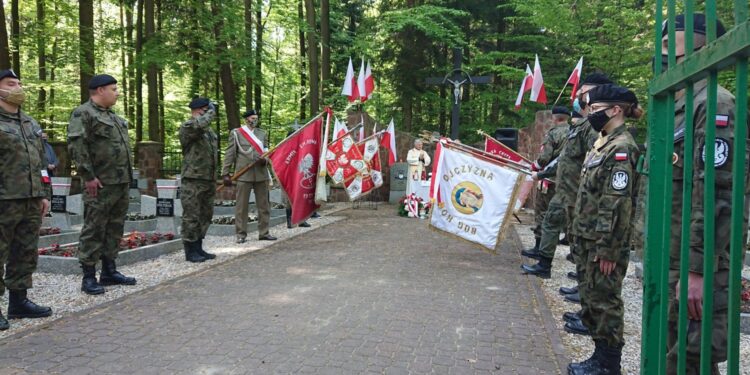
[0,69,53,330]
[568,84,642,375]
[222,110,277,244]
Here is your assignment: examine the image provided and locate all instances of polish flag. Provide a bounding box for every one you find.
[357,58,367,102]
[341,58,359,103]
[358,125,365,142]
[380,118,397,166]
[514,65,533,110]
[364,61,375,100]
[530,55,547,104]
[332,118,349,142]
[567,57,583,102]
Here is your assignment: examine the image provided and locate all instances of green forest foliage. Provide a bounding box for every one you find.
[2,0,743,150]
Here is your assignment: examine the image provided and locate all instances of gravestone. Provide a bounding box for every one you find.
[45,177,74,230]
[141,179,183,234]
[388,162,408,204]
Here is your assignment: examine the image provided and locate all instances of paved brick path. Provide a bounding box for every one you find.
[0,208,567,374]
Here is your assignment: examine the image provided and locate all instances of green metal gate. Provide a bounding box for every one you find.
[642,2,749,374]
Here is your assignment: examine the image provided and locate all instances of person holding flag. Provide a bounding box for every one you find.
[222,110,277,244]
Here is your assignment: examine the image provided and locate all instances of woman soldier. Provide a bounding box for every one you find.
[568,84,643,375]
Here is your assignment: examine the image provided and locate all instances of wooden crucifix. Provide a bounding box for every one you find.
[426,48,492,140]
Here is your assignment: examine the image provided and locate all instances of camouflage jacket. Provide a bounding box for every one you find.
[670,80,750,273]
[221,126,270,182]
[67,100,132,184]
[0,108,50,200]
[540,118,599,205]
[572,125,640,261]
[179,109,217,181]
[534,123,569,172]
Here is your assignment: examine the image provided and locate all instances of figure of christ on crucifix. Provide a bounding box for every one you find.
[426,48,492,140]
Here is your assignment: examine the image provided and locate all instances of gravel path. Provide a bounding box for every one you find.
[515,210,750,374]
[0,204,350,340]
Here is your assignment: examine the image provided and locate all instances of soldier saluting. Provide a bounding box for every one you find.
[0,69,53,330]
[68,74,136,295]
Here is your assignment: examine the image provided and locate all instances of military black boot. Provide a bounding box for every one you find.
[81,264,105,295]
[564,318,590,336]
[520,256,552,279]
[597,343,623,374]
[184,241,207,263]
[286,208,293,229]
[560,285,578,295]
[521,238,542,259]
[195,238,216,260]
[99,258,137,286]
[0,308,8,330]
[564,291,581,303]
[298,221,311,228]
[563,310,582,324]
[559,235,570,246]
[7,290,52,319]
[568,339,605,374]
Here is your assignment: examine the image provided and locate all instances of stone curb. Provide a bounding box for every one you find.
[206,215,287,236]
[124,219,157,233]
[38,231,80,249]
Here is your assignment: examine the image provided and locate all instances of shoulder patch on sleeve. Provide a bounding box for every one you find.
[611,171,629,190]
[701,138,730,167]
[715,115,729,127]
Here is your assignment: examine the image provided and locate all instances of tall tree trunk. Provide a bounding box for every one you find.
[145,0,159,142]
[489,9,505,124]
[212,0,241,130]
[0,2,9,69]
[188,0,202,96]
[125,0,135,123]
[79,0,95,102]
[10,0,20,73]
[304,0,319,115]
[320,0,330,100]
[48,1,59,126]
[135,0,144,142]
[157,0,165,146]
[37,0,47,117]
[243,0,253,110]
[253,0,262,112]
[119,0,129,121]
[298,0,306,120]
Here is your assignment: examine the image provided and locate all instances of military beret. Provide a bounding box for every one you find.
[581,73,613,86]
[552,106,570,116]
[242,109,258,118]
[572,112,583,119]
[188,97,210,109]
[587,84,639,106]
[0,69,19,81]
[662,13,726,38]
[88,74,118,89]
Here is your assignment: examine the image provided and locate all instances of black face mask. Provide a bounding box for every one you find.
[587,109,612,132]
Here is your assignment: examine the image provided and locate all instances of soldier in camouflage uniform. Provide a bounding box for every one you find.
[662,15,749,375]
[0,69,53,330]
[566,84,642,375]
[521,74,611,288]
[68,74,136,295]
[524,106,570,254]
[179,97,218,263]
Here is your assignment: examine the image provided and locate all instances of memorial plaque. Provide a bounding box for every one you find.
[51,195,67,213]
[156,198,175,217]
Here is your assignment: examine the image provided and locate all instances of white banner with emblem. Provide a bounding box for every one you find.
[429,146,523,253]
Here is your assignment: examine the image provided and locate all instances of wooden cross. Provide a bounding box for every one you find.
[426,48,492,140]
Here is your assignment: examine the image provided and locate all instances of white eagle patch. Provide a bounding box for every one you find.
[611,171,629,191]
[701,138,729,167]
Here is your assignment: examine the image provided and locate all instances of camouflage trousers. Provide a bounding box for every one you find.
[538,199,570,259]
[78,183,129,266]
[180,178,215,242]
[577,238,629,347]
[0,199,43,295]
[532,183,556,238]
[666,269,728,374]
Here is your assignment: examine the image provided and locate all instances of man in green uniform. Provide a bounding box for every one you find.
[0,69,53,330]
[663,14,749,374]
[568,84,642,375]
[179,97,218,263]
[222,110,277,243]
[68,74,136,295]
[524,106,570,254]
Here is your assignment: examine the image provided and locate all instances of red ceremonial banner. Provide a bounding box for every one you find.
[269,117,324,225]
[325,135,366,184]
[484,136,531,166]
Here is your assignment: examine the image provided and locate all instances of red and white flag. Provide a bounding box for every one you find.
[345,137,383,199]
[514,65,533,110]
[530,55,547,104]
[364,61,375,100]
[483,135,531,167]
[269,116,324,225]
[238,125,266,154]
[357,58,367,102]
[380,118,397,166]
[567,57,583,102]
[326,132,366,185]
[341,58,359,103]
[332,118,349,141]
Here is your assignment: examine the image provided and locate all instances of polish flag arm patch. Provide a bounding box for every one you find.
[715,115,729,127]
[614,152,628,161]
